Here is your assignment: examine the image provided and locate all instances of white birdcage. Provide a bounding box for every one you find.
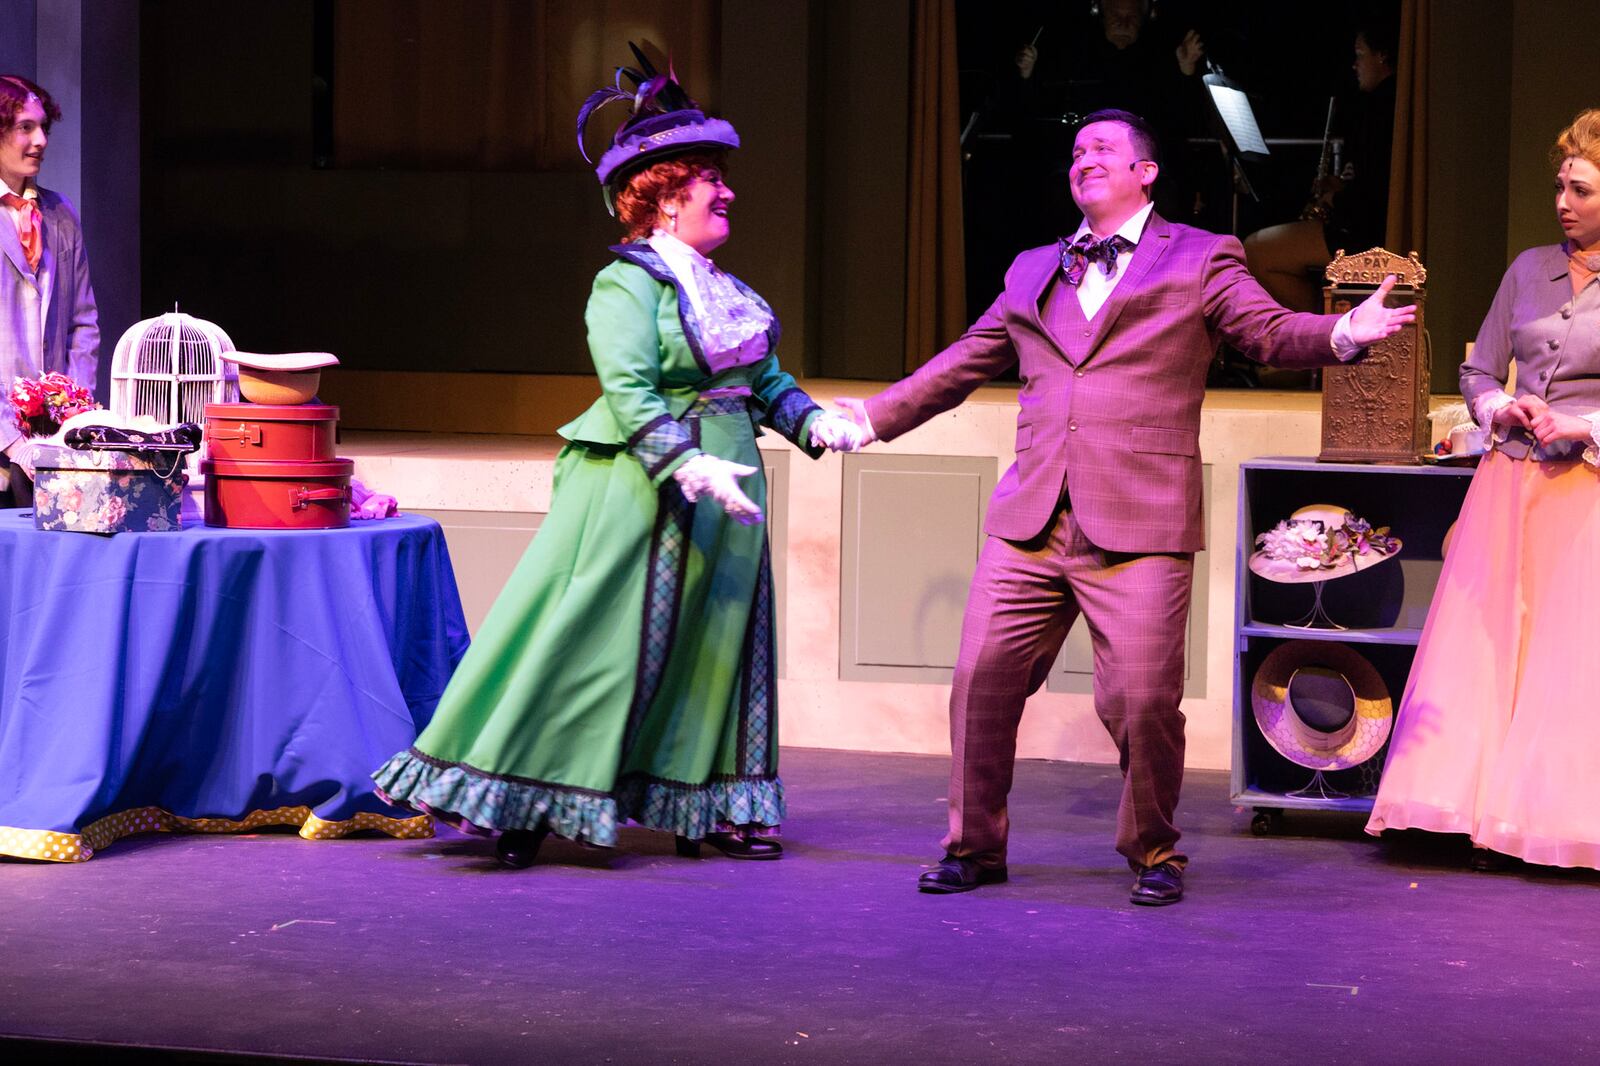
[111,310,239,424]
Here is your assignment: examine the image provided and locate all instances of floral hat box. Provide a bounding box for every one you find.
[30,444,187,534]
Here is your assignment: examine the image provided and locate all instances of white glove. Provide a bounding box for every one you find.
[832,398,879,446]
[808,410,865,452]
[672,453,764,525]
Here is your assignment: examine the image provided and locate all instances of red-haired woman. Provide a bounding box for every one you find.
[374,57,860,867]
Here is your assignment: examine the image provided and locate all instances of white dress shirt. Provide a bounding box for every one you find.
[1068,202,1153,321]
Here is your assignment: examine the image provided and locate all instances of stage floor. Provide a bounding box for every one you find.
[1,748,1596,1065]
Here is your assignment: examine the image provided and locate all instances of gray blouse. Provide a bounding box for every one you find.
[1462,243,1600,462]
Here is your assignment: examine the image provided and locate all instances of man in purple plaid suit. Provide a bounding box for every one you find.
[839,110,1413,905]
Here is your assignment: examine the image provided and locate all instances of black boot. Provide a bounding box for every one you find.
[495,825,550,869]
[675,831,783,860]
[1470,847,1514,873]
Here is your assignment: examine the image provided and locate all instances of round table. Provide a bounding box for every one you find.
[0,509,468,861]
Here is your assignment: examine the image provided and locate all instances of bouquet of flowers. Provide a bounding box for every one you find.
[9,372,100,437]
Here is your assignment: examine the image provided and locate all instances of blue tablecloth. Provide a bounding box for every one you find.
[0,509,468,860]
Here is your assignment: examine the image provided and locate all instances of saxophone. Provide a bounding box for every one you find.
[1300,97,1337,223]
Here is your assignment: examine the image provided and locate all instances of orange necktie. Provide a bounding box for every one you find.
[1,192,41,272]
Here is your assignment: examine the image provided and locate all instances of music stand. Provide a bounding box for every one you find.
[1202,70,1269,234]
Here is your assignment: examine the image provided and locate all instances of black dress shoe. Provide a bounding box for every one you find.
[495,825,550,869]
[676,832,784,860]
[1470,847,1515,872]
[1130,860,1184,906]
[917,854,1008,894]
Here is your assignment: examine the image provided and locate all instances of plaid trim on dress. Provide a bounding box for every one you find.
[765,387,821,447]
[627,413,696,481]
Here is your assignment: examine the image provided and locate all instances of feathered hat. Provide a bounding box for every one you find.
[576,43,739,215]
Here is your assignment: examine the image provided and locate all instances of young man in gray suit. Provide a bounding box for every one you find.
[0,75,100,507]
[840,110,1414,906]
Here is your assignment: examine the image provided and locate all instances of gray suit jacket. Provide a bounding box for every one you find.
[1461,243,1600,460]
[1,185,100,453]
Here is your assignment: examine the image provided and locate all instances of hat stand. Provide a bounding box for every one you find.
[1284,579,1345,630]
[1285,769,1349,800]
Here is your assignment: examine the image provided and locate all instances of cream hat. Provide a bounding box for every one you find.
[1251,640,1393,771]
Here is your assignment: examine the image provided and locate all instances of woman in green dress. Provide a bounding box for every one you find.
[373,50,862,867]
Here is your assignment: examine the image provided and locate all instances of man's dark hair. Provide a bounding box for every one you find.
[1079,108,1160,167]
[1355,19,1399,67]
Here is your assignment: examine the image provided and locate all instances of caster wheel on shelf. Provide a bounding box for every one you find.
[1250,808,1283,836]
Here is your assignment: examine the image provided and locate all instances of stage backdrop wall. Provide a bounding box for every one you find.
[132,0,1594,405]
[137,0,909,385]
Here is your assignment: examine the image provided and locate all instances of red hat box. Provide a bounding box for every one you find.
[204,402,339,463]
[201,457,354,529]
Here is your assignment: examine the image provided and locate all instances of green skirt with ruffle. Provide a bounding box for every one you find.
[373,395,782,846]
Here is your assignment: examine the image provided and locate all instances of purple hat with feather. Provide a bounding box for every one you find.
[577,43,739,214]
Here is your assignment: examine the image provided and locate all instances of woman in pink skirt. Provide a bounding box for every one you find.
[1366,109,1600,871]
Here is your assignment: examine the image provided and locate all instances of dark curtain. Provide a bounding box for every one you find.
[1385,0,1428,256]
[331,0,721,171]
[904,0,967,371]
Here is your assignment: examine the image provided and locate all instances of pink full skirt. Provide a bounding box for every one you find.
[1366,449,1600,869]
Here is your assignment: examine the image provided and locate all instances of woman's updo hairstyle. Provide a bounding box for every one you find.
[615,151,727,242]
[1552,109,1600,171]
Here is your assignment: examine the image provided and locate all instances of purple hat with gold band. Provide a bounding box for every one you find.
[576,43,739,214]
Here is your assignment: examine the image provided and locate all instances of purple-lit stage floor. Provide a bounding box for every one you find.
[1,748,1597,1066]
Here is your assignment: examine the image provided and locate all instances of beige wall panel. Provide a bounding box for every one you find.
[409,509,542,636]
[839,454,997,682]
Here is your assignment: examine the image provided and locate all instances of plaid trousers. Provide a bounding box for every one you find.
[942,504,1192,871]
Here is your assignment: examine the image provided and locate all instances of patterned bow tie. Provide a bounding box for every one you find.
[1060,232,1133,287]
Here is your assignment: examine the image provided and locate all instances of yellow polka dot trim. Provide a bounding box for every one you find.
[0,806,433,863]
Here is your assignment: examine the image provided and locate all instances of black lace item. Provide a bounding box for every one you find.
[63,422,203,454]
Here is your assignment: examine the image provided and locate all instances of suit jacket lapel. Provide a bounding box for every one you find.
[1021,248,1075,364]
[1085,210,1170,358]
[0,208,34,285]
[37,241,55,325]
[36,199,56,323]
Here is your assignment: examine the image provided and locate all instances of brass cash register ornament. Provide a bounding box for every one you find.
[1319,248,1429,464]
